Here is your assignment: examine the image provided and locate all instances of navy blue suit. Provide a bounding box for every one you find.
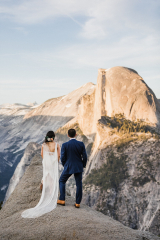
[59,139,87,204]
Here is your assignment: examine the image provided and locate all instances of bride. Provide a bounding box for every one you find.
[21,131,60,218]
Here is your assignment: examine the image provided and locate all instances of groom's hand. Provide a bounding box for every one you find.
[82,143,87,168]
[83,163,86,168]
[61,143,67,166]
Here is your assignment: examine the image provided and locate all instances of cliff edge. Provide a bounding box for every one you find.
[0,153,159,240]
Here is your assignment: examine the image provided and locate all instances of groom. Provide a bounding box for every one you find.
[57,128,87,208]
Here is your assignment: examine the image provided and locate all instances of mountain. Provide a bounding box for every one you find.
[0,83,95,202]
[4,142,41,203]
[26,102,38,107]
[76,67,160,137]
[0,152,158,240]
[82,137,160,234]
[0,103,35,202]
[1,66,160,237]
[76,67,160,236]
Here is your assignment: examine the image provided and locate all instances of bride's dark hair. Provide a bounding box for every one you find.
[44,131,55,143]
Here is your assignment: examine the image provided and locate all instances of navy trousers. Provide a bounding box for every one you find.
[59,171,82,204]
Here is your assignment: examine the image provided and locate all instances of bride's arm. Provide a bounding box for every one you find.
[41,145,43,158]
[57,144,60,162]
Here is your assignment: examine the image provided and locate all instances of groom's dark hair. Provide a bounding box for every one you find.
[68,129,76,138]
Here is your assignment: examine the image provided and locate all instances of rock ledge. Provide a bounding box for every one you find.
[0,154,159,240]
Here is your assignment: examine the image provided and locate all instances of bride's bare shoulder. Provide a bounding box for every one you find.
[42,142,49,150]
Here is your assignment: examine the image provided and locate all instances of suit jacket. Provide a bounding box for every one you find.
[61,139,87,174]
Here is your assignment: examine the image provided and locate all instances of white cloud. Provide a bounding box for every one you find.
[80,18,107,39]
[14,27,28,35]
[0,0,159,39]
[2,32,158,71]
[0,0,88,24]
[55,34,160,70]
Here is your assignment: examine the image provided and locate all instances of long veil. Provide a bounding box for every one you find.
[21,143,59,218]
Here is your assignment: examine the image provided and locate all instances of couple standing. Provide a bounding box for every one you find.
[21,129,87,218]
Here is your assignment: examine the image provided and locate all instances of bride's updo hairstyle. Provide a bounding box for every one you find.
[45,131,55,143]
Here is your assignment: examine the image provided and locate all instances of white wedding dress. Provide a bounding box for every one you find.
[21,143,59,218]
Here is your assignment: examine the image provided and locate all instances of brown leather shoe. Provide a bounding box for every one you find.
[57,200,65,206]
[40,183,43,191]
[74,203,80,208]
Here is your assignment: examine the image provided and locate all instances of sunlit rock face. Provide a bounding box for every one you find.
[77,86,96,136]
[100,67,160,124]
[78,67,160,137]
[24,82,94,119]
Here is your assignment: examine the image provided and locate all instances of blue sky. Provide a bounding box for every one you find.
[0,0,160,104]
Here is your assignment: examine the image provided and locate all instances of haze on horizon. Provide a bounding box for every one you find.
[0,0,160,105]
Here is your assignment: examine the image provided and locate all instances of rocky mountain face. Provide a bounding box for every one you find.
[82,137,160,235]
[1,66,160,237]
[76,67,160,236]
[0,103,35,202]
[0,152,159,240]
[4,142,41,203]
[0,83,95,202]
[77,67,160,137]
